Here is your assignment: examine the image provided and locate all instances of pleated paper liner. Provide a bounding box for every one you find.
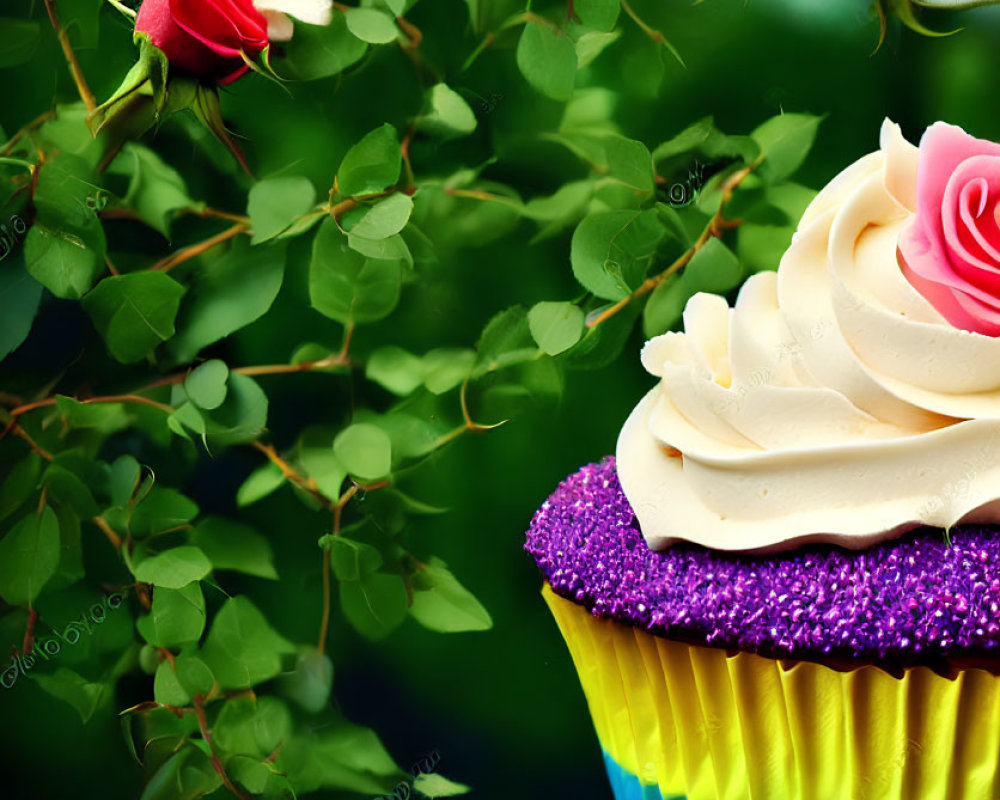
[543,584,1000,800]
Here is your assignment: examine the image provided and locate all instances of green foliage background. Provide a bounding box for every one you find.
[2,0,1000,798]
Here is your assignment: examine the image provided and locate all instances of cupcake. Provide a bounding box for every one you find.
[525,120,1000,800]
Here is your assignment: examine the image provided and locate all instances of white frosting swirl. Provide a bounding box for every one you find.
[616,120,1000,552]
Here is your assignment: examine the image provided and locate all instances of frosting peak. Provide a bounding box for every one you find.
[616,120,1000,553]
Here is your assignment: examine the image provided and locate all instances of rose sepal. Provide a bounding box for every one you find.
[88,33,170,136]
[237,44,290,93]
[192,85,254,177]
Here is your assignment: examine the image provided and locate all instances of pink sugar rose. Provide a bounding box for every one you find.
[898,122,1000,337]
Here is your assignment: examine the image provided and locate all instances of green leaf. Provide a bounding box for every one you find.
[228,756,271,795]
[279,720,403,794]
[409,558,492,633]
[248,176,317,244]
[108,455,142,509]
[274,14,368,80]
[414,773,472,798]
[366,346,425,395]
[420,84,477,139]
[377,416,439,460]
[0,454,41,523]
[154,659,190,705]
[25,154,106,299]
[605,135,654,192]
[347,231,413,263]
[683,237,742,294]
[42,464,99,517]
[137,582,206,647]
[344,7,399,43]
[298,445,347,499]
[130,487,199,537]
[192,516,278,579]
[475,305,537,373]
[139,746,221,800]
[516,22,577,102]
[278,647,334,714]
[200,596,294,689]
[236,462,285,507]
[134,546,212,589]
[348,193,414,240]
[51,505,84,588]
[528,302,584,356]
[214,695,292,757]
[337,124,402,197]
[423,348,476,394]
[200,373,269,448]
[736,182,816,273]
[107,144,194,238]
[0,18,40,67]
[23,225,103,301]
[310,219,403,324]
[572,0,620,30]
[563,295,640,369]
[522,181,593,223]
[168,238,287,362]
[0,506,60,605]
[751,113,822,183]
[570,209,664,300]
[0,253,43,362]
[31,667,108,723]
[334,423,392,480]
[185,360,229,410]
[652,116,760,165]
[55,395,129,432]
[175,653,214,697]
[339,572,408,640]
[82,272,185,363]
[327,537,383,581]
[575,29,621,69]
[642,274,686,337]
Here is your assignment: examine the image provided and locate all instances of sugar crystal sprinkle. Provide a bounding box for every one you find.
[524,457,1000,669]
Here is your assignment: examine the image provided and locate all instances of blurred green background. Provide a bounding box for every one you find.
[3,0,1000,797]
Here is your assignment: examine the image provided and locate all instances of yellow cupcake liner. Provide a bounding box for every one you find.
[543,584,1000,800]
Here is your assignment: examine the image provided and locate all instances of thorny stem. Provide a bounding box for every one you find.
[250,441,337,511]
[444,187,522,208]
[619,0,684,65]
[462,10,562,71]
[99,206,250,225]
[5,394,173,422]
[396,15,422,51]
[93,516,123,550]
[317,478,387,655]
[0,349,354,445]
[0,110,56,157]
[587,161,758,329]
[10,424,53,461]
[193,695,250,800]
[43,0,97,112]
[150,223,250,272]
[22,608,37,655]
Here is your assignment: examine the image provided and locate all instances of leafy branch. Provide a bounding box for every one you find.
[588,159,759,329]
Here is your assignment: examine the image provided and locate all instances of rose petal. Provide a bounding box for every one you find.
[169,0,268,59]
[940,157,1000,294]
[914,121,1000,232]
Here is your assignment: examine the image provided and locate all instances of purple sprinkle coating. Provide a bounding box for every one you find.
[525,457,1000,669]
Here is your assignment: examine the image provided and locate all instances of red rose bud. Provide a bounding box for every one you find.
[135,0,269,85]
